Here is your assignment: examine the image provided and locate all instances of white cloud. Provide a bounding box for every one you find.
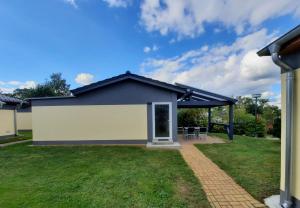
[140,29,280,101]
[0,80,36,94]
[20,81,37,89]
[102,0,131,8]
[144,44,159,53]
[7,81,22,86]
[143,46,151,53]
[64,0,78,9]
[75,73,94,85]
[140,0,300,39]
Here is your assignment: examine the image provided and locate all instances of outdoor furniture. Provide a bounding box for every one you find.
[198,127,208,139]
[184,127,196,139]
[183,126,208,140]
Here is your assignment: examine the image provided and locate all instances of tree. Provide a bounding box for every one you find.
[13,73,70,99]
[45,73,70,96]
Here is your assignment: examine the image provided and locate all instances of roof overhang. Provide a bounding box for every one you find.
[257,25,300,56]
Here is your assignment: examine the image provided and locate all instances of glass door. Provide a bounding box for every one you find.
[152,102,172,141]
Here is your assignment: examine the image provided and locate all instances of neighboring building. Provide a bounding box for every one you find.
[30,71,235,146]
[258,25,300,208]
[17,106,32,131]
[0,94,22,138]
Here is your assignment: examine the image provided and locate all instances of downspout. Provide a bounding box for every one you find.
[269,44,294,208]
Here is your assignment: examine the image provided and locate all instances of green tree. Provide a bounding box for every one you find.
[13,73,70,99]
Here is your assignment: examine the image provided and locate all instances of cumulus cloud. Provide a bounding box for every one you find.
[140,29,280,100]
[102,0,131,8]
[140,0,300,39]
[75,73,94,85]
[64,0,78,8]
[0,80,36,94]
[144,45,159,53]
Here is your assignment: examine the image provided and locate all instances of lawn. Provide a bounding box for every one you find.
[0,141,210,208]
[196,133,280,202]
[0,131,32,144]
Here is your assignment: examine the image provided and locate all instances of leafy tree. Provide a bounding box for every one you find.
[13,73,70,99]
[45,73,70,96]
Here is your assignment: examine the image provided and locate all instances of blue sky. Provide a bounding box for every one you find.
[0,0,300,106]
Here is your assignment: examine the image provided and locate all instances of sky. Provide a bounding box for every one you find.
[1,0,300,107]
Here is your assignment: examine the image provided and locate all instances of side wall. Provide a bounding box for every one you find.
[32,80,179,143]
[281,69,300,207]
[16,112,32,130]
[32,105,148,143]
[0,109,16,137]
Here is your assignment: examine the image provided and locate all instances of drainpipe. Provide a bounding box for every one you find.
[269,44,294,208]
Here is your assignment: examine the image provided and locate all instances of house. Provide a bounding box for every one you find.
[0,94,22,138]
[30,71,236,146]
[16,105,32,131]
[258,25,300,208]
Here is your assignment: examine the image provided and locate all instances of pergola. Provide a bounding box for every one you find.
[175,83,237,140]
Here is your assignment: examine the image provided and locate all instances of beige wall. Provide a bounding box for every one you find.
[281,69,300,199]
[0,109,16,136]
[32,105,148,141]
[16,112,32,130]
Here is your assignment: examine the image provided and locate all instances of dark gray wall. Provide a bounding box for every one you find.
[32,80,178,142]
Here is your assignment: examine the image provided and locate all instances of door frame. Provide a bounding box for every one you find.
[152,102,172,142]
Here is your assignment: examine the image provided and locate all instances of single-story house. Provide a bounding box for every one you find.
[258,25,300,208]
[16,105,32,131]
[0,94,22,138]
[30,71,236,146]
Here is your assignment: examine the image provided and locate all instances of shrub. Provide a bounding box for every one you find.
[234,112,266,137]
[178,109,207,127]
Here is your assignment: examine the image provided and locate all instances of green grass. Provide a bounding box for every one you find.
[196,133,280,202]
[0,143,210,208]
[0,131,32,144]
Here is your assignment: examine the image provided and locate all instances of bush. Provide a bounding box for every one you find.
[178,109,207,127]
[272,117,281,138]
[234,112,266,137]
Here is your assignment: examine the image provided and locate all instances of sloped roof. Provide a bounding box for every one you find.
[71,71,186,95]
[0,94,23,105]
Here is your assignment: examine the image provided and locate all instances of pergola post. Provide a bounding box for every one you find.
[228,104,234,140]
[208,107,212,132]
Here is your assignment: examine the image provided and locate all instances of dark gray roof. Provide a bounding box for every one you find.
[175,83,237,103]
[71,71,186,95]
[30,71,236,108]
[0,94,23,105]
[257,24,300,56]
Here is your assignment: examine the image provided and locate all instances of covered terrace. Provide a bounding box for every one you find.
[175,83,237,140]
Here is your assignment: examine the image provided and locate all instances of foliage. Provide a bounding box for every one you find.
[178,96,280,138]
[197,133,280,202]
[178,109,207,127]
[0,137,210,208]
[236,96,268,115]
[234,108,266,137]
[13,73,70,99]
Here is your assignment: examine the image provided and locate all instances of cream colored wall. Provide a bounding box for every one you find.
[0,109,15,136]
[32,105,148,141]
[16,112,32,130]
[281,69,300,199]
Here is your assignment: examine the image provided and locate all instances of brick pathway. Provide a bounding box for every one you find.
[180,142,266,208]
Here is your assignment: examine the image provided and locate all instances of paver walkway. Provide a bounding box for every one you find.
[180,141,266,208]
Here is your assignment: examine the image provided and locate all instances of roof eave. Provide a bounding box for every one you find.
[257,24,300,57]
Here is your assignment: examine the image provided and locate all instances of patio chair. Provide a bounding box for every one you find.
[198,127,208,139]
[184,127,196,139]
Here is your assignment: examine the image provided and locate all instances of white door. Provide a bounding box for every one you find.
[152,102,172,142]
